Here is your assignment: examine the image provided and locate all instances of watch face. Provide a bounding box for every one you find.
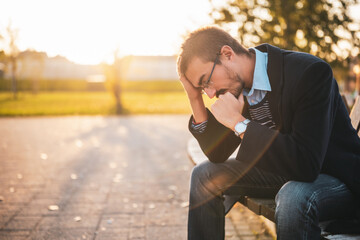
[235,122,246,134]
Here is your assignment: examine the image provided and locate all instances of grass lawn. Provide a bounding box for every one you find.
[0,91,216,116]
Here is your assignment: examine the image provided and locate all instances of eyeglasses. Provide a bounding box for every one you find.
[201,53,220,90]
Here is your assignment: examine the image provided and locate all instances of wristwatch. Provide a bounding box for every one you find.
[234,119,250,137]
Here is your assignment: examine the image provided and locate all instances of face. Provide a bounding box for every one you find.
[185,56,246,99]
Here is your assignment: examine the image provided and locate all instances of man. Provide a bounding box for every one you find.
[177,26,360,240]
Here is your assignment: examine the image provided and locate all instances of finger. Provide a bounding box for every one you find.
[225,92,237,102]
[221,92,233,100]
[238,92,244,103]
[218,94,226,100]
[180,76,195,89]
[210,103,217,115]
[225,92,233,97]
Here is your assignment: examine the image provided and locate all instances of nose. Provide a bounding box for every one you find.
[203,87,216,99]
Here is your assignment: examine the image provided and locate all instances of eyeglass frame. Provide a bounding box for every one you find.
[201,53,221,90]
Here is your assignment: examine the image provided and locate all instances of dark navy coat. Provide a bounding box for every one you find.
[189,44,360,202]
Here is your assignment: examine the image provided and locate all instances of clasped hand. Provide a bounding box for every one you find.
[211,92,246,130]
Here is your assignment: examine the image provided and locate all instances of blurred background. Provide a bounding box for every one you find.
[0,0,359,116]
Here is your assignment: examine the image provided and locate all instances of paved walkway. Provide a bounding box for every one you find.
[0,116,273,240]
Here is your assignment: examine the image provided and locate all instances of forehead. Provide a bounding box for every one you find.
[185,57,213,87]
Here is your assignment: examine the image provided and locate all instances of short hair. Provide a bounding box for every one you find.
[177,26,250,77]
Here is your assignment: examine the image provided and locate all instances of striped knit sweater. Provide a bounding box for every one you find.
[248,95,276,129]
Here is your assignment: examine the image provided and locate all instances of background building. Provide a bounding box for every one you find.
[4,51,178,82]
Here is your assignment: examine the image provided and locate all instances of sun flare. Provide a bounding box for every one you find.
[1,0,213,65]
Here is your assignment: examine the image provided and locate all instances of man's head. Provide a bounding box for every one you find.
[177,26,254,98]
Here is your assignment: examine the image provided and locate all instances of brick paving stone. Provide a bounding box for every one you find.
[129,214,146,228]
[0,192,34,205]
[104,202,145,214]
[60,203,105,215]
[94,227,129,240]
[28,228,94,240]
[0,233,30,240]
[4,216,41,230]
[0,215,14,229]
[69,191,108,204]
[225,217,239,240]
[146,226,187,240]
[145,202,188,226]
[30,194,66,204]
[37,215,100,230]
[0,116,273,239]
[95,230,128,240]
[227,203,274,240]
[99,214,131,229]
[129,227,145,239]
[16,203,60,216]
[0,230,31,235]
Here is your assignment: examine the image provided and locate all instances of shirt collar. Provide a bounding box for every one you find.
[243,48,271,97]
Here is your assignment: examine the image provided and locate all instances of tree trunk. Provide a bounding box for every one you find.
[11,58,17,99]
[32,78,39,95]
[113,83,122,114]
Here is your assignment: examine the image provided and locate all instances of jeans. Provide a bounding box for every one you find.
[188,159,356,240]
[275,174,356,239]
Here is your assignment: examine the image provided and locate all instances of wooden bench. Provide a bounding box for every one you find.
[187,96,360,240]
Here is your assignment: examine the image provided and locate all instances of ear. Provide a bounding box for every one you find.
[220,45,234,61]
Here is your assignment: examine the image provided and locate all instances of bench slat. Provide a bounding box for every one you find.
[244,197,262,215]
[245,197,276,222]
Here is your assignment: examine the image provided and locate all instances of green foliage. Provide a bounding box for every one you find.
[0,92,113,116]
[0,80,213,116]
[210,0,360,69]
[0,79,182,92]
[0,91,215,116]
[0,78,102,91]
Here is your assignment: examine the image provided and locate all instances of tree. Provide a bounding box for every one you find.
[209,0,360,70]
[103,49,123,114]
[18,50,46,94]
[0,22,20,98]
[0,50,6,79]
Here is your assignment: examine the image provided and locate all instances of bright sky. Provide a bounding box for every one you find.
[0,0,214,64]
[1,0,359,65]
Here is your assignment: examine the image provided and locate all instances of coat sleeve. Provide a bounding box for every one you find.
[238,61,334,182]
[189,108,241,163]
